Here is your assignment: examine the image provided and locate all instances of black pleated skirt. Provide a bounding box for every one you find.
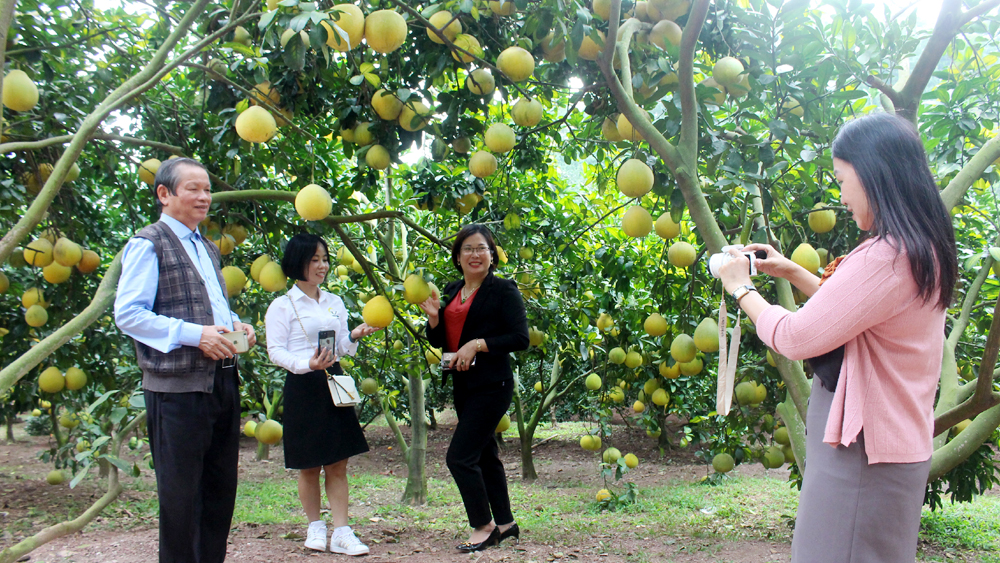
[281,365,369,470]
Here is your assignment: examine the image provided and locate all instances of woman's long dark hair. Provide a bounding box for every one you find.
[831,112,957,309]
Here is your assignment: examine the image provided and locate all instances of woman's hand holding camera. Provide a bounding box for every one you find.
[448,340,479,372]
[308,346,337,371]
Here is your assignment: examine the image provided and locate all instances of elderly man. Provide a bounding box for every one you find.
[115,157,256,563]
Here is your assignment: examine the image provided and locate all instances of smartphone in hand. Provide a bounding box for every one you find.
[318,330,337,353]
[222,330,249,353]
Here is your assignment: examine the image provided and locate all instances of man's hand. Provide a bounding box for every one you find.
[200,325,238,360]
[234,321,257,347]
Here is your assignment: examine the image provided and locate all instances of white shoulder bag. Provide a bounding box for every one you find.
[288,296,360,407]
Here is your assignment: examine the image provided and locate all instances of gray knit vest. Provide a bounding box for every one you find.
[131,221,230,393]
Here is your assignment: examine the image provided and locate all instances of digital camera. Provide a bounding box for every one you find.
[708,245,767,279]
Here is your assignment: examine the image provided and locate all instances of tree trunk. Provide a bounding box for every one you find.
[5,415,13,442]
[401,373,427,504]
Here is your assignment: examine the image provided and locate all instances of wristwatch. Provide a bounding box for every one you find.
[731,284,757,303]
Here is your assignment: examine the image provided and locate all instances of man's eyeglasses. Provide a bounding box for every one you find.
[461,246,491,256]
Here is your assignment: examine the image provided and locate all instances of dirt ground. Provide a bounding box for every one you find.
[0,412,968,563]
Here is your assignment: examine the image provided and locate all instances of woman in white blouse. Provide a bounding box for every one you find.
[265,233,380,556]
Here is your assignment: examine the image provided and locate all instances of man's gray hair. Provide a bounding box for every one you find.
[152,157,207,209]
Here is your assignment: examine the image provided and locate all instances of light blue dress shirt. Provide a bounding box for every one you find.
[114,214,240,354]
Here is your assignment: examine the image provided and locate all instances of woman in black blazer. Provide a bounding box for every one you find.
[419,224,529,552]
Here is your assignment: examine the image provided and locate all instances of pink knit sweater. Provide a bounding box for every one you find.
[756,237,944,463]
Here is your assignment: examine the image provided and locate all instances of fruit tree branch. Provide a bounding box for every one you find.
[863,75,901,109]
[941,135,1000,211]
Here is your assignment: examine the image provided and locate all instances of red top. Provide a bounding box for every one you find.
[444,288,478,352]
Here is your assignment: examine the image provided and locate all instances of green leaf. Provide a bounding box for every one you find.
[258,9,278,30]
[99,454,134,475]
[349,74,365,86]
[86,390,118,415]
[988,247,1000,262]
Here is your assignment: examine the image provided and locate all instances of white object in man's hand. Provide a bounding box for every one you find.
[200,325,238,360]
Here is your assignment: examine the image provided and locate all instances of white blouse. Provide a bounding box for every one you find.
[264,285,359,374]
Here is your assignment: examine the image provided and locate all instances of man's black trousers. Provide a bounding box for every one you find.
[145,366,240,563]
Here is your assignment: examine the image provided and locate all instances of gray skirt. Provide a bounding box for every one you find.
[791,378,930,563]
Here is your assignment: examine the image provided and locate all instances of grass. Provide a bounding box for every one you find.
[920,494,1000,560]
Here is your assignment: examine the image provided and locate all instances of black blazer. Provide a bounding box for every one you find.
[427,272,530,389]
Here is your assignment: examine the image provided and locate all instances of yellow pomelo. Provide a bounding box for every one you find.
[371,89,403,120]
[650,387,669,407]
[364,10,407,53]
[727,74,751,98]
[592,0,612,19]
[455,192,481,215]
[22,287,45,308]
[693,317,720,353]
[511,98,543,127]
[361,378,379,395]
[38,366,64,393]
[650,19,682,49]
[365,144,391,170]
[453,136,472,153]
[46,470,66,485]
[351,260,364,274]
[489,0,517,15]
[767,349,777,367]
[250,254,272,282]
[403,273,432,304]
[495,413,511,433]
[679,357,703,376]
[258,261,287,292]
[624,453,639,468]
[617,159,653,198]
[597,313,614,331]
[497,46,534,82]
[625,350,643,368]
[295,184,333,221]
[602,447,622,464]
[0,271,6,293]
[324,4,365,51]
[774,426,790,446]
[654,213,680,239]
[336,246,355,266]
[255,419,283,445]
[534,381,543,392]
[362,295,394,328]
[596,489,612,502]
[425,347,442,365]
[42,262,72,284]
[221,266,247,298]
[24,238,54,267]
[250,82,280,107]
[466,68,495,96]
[644,313,668,337]
[952,419,972,435]
[617,110,647,142]
[622,205,652,237]
[643,378,660,396]
[735,381,756,405]
[791,243,821,275]
[608,347,626,364]
[763,446,785,469]
[38,163,54,182]
[3,69,39,112]
[427,10,462,43]
[485,123,516,153]
[398,101,431,131]
[783,97,804,117]
[585,373,603,391]
[667,241,696,267]
[59,412,79,428]
[712,453,735,473]
[541,32,566,63]
[451,34,483,63]
[578,31,604,61]
[353,122,374,145]
[233,26,252,45]
[712,56,744,88]
[580,435,601,451]
[519,247,534,259]
[633,400,645,413]
[138,158,161,186]
[753,382,767,404]
[243,420,257,438]
[503,212,521,230]
[64,367,87,391]
[235,106,277,143]
[808,203,836,234]
[53,237,82,267]
[670,333,697,363]
[816,247,831,269]
[469,151,498,178]
[602,116,623,141]
[223,224,248,245]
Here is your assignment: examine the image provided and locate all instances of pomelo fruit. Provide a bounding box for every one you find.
[625,350,643,368]
[427,10,462,44]
[53,237,82,267]
[651,387,670,406]
[403,273,432,304]
[578,31,604,61]
[712,56,744,88]
[624,453,639,468]
[670,334,696,363]
[466,68,495,96]
[699,77,726,105]
[791,243,821,275]
[808,203,836,233]
[497,46,534,82]
[365,144,391,170]
[3,69,39,112]
[451,34,482,63]
[585,373,603,391]
[361,378,378,395]
[511,98,543,127]
[693,317,719,353]
[617,159,653,198]
[608,347,626,364]
[362,295,394,327]
[650,19,682,49]
[469,151,498,178]
[667,241,696,268]
[42,262,72,284]
[324,4,365,51]
[250,254,272,282]
[655,213,680,239]
[25,304,48,327]
[371,89,403,120]
[485,123,516,153]
[602,447,622,464]
[255,419,283,445]
[495,413,511,433]
[602,116,623,141]
[364,10,407,54]
[64,367,87,390]
[398,101,431,132]
[295,184,333,221]
[221,266,247,298]
[235,106,277,143]
[258,261,287,292]
[712,453,735,473]
[622,205,652,237]
[38,366,64,393]
[644,313,668,337]
[243,420,257,438]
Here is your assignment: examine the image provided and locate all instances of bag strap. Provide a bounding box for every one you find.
[330,376,356,401]
[716,295,741,416]
[287,295,310,341]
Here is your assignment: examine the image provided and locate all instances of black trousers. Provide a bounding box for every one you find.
[144,366,241,563]
[447,379,514,528]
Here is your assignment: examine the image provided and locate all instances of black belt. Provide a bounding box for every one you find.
[217,356,237,370]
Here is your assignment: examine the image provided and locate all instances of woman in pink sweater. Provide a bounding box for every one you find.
[719,112,957,563]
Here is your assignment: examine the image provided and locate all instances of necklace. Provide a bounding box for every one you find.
[460,283,481,304]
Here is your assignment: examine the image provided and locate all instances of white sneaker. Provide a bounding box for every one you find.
[330,529,369,556]
[305,521,327,551]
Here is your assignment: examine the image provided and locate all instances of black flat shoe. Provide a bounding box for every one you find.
[499,522,520,544]
[456,526,500,552]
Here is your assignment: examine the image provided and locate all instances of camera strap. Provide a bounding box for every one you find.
[716,296,741,415]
